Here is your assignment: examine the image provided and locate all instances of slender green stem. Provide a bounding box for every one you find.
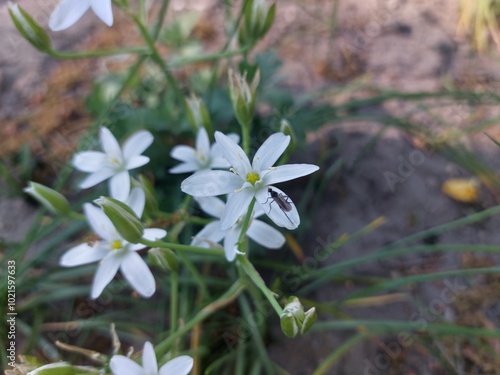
[236,197,256,251]
[132,14,184,99]
[170,270,179,354]
[141,238,223,256]
[176,251,211,299]
[238,256,283,315]
[155,280,245,356]
[152,0,170,40]
[238,294,275,375]
[48,47,149,59]
[241,120,251,155]
[67,211,85,221]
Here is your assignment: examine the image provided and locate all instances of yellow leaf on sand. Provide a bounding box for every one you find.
[442,178,480,203]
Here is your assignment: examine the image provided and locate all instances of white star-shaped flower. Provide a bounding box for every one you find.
[181,132,319,230]
[110,341,193,375]
[72,127,153,201]
[169,127,238,174]
[49,0,113,31]
[192,196,286,261]
[60,188,166,299]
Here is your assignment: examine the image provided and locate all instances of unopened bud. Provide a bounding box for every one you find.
[280,296,317,338]
[228,69,260,128]
[238,0,276,46]
[148,247,179,273]
[95,196,143,244]
[24,182,71,215]
[185,94,212,132]
[8,3,52,53]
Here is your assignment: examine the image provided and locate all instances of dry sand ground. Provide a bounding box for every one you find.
[2,0,500,373]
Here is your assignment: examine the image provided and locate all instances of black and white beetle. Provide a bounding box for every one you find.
[265,187,294,224]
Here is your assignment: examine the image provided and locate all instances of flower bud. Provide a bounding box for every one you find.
[228,69,260,128]
[238,0,276,46]
[8,3,52,53]
[148,247,179,273]
[95,196,143,244]
[24,182,71,215]
[185,94,212,132]
[280,296,317,338]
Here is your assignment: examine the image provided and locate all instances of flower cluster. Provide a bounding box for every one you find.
[175,130,318,261]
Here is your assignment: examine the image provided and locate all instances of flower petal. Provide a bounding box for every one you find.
[196,127,210,155]
[220,189,254,230]
[214,132,252,176]
[79,168,115,189]
[223,225,241,262]
[256,186,300,230]
[159,356,194,375]
[169,162,199,174]
[126,187,145,217]
[143,228,167,241]
[110,355,146,375]
[122,130,153,160]
[252,133,290,171]
[191,221,225,248]
[170,145,196,163]
[120,252,155,298]
[142,342,157,374]
[60,243,108,267]
[72,151,107,172]
[262,164,319,185]
[100,127,122,159]
[209,156,231,169]
[247,220,286,248]
[195,196,225,218]
[84,203,117,242]
[181,170,242,197]
[91,253,121,299]
[49,0,90,31]
[126,155,150,170]
[90,0,113,26]
[109,171,130,201]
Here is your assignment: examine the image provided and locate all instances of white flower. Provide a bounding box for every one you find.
[110,341,193,375]
[181,132,319,230]
[60,188,166,299]
[49,0,113,31]
[72,127,153,201]
[169,127,239,174]
[192,196,285,261]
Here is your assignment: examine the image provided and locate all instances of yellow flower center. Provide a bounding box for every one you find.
[246,172,260,185]
[111,240,122,250]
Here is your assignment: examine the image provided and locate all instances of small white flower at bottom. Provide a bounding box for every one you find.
[110,341,193,375]
[59,188,166,299]
[191,196,285,261]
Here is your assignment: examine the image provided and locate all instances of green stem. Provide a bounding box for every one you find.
[48,47,149,59]
[238,256,283,315]
[241,120,251,155]
[152,0,170,40]
[155,279,245,356]
[170,270,179,354]
[236,197,256,251]
[141,238,223,257]
[132,14,184,99]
